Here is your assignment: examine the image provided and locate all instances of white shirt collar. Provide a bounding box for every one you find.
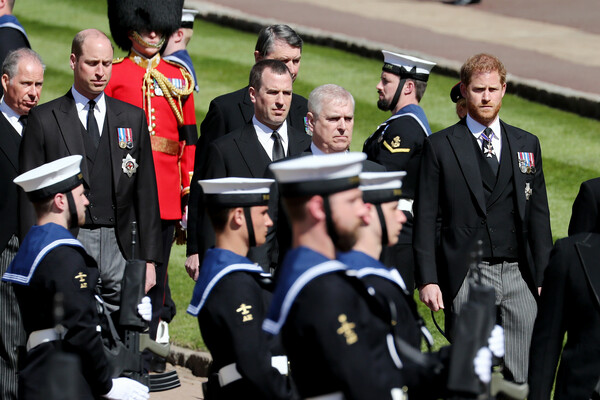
[466,114,501,140]
[0,96,24,135]
[253,116,289,160]
[71,86,107,134]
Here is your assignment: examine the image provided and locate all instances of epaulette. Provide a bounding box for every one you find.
[112,57,125,64]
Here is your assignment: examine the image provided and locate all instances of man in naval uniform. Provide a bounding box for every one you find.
[414,53,553,384]
[264,152,409,399]
[19,29,162,320]
[338,171,504,398]
[362,50,436,291]
[187,177,296,399]
[3,155,150,400]
[105,0,196,357]
[0,47,44,400]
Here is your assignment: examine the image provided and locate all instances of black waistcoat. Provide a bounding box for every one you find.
[81,121,115,226]
[471,131,519,259]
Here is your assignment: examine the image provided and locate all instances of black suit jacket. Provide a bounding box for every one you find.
[0,113,21,253]
[529,233,600,399]
[568,177,600,235]
[19,91,162,263]
[188,123,311,266]
[414,119,552,302]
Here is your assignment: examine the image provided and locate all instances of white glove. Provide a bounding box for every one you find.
[180,205,188,230]
[104,377,149,400]
[473,346,492,383]
[137,296,152,322]
[488,324,505,358]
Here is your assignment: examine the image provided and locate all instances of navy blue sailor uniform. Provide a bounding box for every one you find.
[362,104,432,290]
[263,246,403,400]
[187,248,295,400]
[337,250,451,400]
[2,223,112,399]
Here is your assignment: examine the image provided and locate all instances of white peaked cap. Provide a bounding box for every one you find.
[270,152,366,197]
[14,155,83,201]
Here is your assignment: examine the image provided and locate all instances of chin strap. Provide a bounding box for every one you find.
[322,195,339,247]
[388,78,406,112]
[375,203,389,247]
[243,207,256,248]
[131,31,165,49]
[65,191,78,229]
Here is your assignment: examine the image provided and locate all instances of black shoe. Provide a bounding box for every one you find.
[150,356,167,373]
[452,0,481,5]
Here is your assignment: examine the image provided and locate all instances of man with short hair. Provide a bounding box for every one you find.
[363,51,436,290]
[0,46,43,400]
[187,24,309,272]
[186,59,310,278]
[264,153,404,399]
[19,29,162,318]
[0,0,30,97]
[4,155,150,400]
[414,53,553,383]
[187,178,296,399]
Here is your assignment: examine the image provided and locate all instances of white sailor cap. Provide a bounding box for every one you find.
[181,8,199,29]
[198,177,274,207]
[14,155,84,202]
[359,171,406,204]
[381,50,436,82]
[270,152,366,197]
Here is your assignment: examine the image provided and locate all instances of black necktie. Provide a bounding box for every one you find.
[18,114,28,130]
[87,100,100,148]
[271,131,285,161]
[480,127,499,175]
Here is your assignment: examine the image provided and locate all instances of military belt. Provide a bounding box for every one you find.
[151,135,180,156]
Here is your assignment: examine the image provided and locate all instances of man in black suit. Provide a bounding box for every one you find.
[186,24,308,273]
[414,53,552,383]
[0,46,43,400]
[529,232,600,399]
[568,177,600,235]
[185,59,310,279]
[19,29,162,316]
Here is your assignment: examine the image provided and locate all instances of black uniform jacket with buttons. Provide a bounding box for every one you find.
[413,118,552,303]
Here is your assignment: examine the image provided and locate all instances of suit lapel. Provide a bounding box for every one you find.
[447,122,486,214]
[105,97,122,189]
[287,126,310,156]
[502,121,527,221]
[0,113,20,171]
[239,88,254,125]
[235,124,271,177]
[576,234,600,309]
[56,92,90,181]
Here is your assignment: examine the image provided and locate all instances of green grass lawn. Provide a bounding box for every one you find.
[15,0,600,352]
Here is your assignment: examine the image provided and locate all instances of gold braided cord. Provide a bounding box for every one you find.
[143,67,194,127]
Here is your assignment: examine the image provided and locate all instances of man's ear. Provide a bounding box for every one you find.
[248,86,257,104]
[253,50,262,63]
[306,112,316,134]
[306,195,325,222]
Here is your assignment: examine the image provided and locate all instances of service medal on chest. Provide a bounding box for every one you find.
[121,154,138,177]
[525,182,532,200]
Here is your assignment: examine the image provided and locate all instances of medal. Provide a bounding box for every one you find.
[484,142,495,158]
[525,182,532,200]
[121,154,138,177]
[517,152,535,174]
[118,128,133,150]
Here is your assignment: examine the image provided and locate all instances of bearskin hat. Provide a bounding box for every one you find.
[107,0,184,51]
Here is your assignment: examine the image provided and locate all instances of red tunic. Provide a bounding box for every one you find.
[106,52,197,220]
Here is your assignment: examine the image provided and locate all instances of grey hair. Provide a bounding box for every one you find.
[308,84,355,117]
[2,48,45,79]
[255,24,303,57]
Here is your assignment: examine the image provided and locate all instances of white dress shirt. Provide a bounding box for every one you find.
[71,86,106,135]
[467,114,502,162]
[253,116,289,161]
[0,96,24,136]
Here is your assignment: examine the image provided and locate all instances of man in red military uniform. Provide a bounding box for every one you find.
[105,0,196,370]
